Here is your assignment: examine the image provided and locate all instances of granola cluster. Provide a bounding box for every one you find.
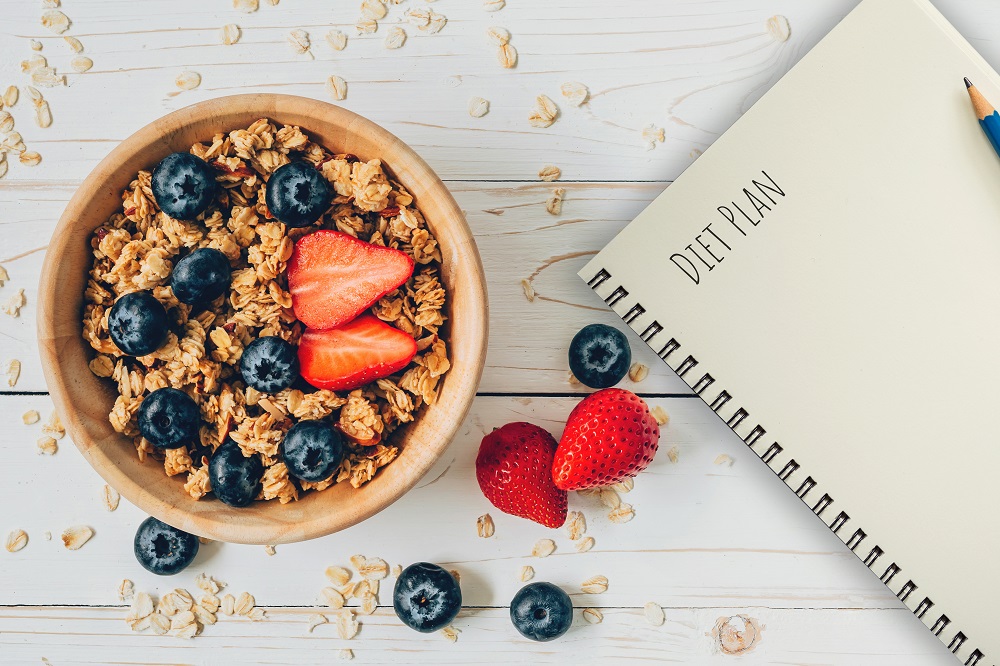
[82,118,450,503]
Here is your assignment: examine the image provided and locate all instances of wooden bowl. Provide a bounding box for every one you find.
[37,94,488,545]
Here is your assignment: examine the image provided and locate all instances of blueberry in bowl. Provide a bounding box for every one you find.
[137,387,200,449]
[170,247,231,305]
[282,420,344,483]
[393,562,462,632]
[151,152,217,220]
[108,290,169,357]
[209,438,265,508]
[134,516,199,575]
[568,323,632,389]
[240,336,300,394]
[510,581,573,642]
[265,161,332,227]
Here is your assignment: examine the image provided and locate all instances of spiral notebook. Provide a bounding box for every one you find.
[581,0,1000,662]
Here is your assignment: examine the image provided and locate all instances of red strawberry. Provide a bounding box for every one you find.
[552,388,660,491]
[288,230,414,330]
[298,314,417,391]
[476,422,568,528]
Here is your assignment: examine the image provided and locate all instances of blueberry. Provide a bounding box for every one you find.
[209,438,264,508]
[133,516,199,576]
[264,161,332,228]
[137,387,200,449]
[151,152,217,220]
[108,290,169,357]
[568,323,631,389]
[393,562,462,633]
[239,336,299,394]
[282,420,344,482]
[170,248,231,305]
[509,582,573,642]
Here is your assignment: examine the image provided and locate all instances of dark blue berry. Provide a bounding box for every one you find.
[282,420,344,482]
[137,387,200,449]
[170,248,231,305]
[264,161,332,228]
[108,290,169,357]
[509,582,573,642]
[133,516,199,576]
[239,336,299,394]
[568,323,631,389]
[209,439,264,508]
[151,152,217,220]
[393,562,462,633]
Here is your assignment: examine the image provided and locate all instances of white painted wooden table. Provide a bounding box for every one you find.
[0,0,987,663]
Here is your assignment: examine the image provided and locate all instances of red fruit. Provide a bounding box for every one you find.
[288,230,414,330]
[552,388,660,491]
[476,422,568,529]
[298,314,417,391]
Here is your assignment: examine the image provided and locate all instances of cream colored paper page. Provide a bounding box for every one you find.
[581,0,1000,661]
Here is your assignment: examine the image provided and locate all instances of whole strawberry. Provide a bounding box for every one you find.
[552,388,659,491]
[476,422,568,528]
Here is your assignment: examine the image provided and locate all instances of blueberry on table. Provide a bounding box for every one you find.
[133,516,199,576]
[239,336,300,394]
[170,247,231,305]
[108,290,169,357]
[136,387,200,449]
[281,420,344,483]
[509,582,573,642]
[209,439,264,508]
[150,152,217,220]
[264,161,332,228]
[393,562,462,633]
[568,323,631,389]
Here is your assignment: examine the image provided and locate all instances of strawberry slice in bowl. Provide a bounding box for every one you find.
[298,314,418,392]
[288,230,415,330]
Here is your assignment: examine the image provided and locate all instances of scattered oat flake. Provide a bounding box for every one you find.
[391,564,402,578]
[565,511,587,541]
[560,81,589,107]
[353,555,389,580]
[484,0,505,10]
[287,29,312,56]
[221,24,242,45]
[568,372,580,385]
[221,594,235,616]
[233,0,259,12]
[118,579,135,601]
[442,625,460,642]
[20,152,42,166]
[326,29,347,51]
[581,575,609,594]
[43,412,64,439]
[71,56,93,73]
[176,71,201,91]
[532,538,556,558]
[476,513,495,538]
[235,592,255,616]
[468,96,490,118]
[651,405,670,426]
[327,75,348,101]
[37,435,58,455]
[642,124,665,150]
[322,587,345,609]
[7,359,21,387]
[62,525,94,550]
[576,536,596,553]
[608,503,635,524]
[264,544,277,556]
[628,363,649,383]
[538,165,561,182]
[497,43,517,68]
[356,18,378,35]
[361,0,387,20]
[598,488,621,509]
[545,188,565,216]
[406,7,431,27]
[714,453,734,467]
[30,40,43,52]
[529,95,559,128]
[644,602,666,626]
[385,26,406,49]
[339,649,354,661]
[520,278,536,303]
[583,608,603,624]
[5,529,27,552]
[767,15,792,43]
[421,11,447,34]
[41,10,71,34]
[486,26,510,45]
[334,608,359,639]
[2,86,17,108]
[307,613,328,633]
[43,531,51,541]
[613,477,634,493]
[22,410,40,425]
[0,112,13,133]
[326,566,352,586]
[35,101,53,128]
[64,36,83,53]
[666,446,679,463]
[519,565,535,582]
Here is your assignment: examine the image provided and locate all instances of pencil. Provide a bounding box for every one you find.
[965,77,1000,158]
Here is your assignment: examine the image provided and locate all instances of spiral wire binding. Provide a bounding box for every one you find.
[587,267,986,666]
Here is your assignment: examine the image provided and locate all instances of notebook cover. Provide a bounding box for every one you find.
[580,0,1000,662]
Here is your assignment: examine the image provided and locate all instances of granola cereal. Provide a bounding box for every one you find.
[82,119,450,504]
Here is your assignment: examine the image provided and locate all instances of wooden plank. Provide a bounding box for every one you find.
[3,394,903,612]
[0,181,694,394]
[0,606,954,664]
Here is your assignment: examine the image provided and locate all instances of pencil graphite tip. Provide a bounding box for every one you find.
[965,77,974,89]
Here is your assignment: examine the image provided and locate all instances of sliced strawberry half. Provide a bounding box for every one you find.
[298,314,417,391]
[287,230,415,330]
